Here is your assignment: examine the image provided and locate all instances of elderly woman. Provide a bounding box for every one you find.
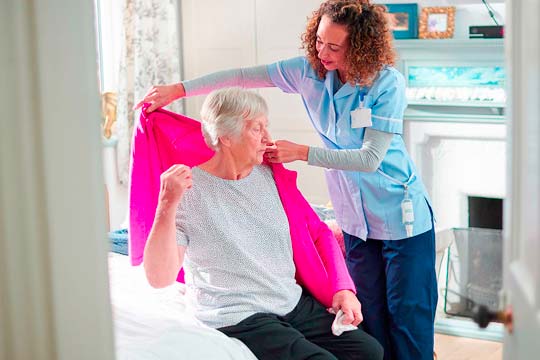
[143,88,382,360]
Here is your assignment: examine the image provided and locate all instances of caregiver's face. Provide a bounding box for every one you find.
[316,15,350,75]
[230,115,271,166]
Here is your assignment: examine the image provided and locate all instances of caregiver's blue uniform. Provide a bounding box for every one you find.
[268,56,437,360]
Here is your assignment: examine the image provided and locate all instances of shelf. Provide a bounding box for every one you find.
[404,107,505,123]
[404,114,505,124]
[408,100,505,108]
[393,38,504,66]
[395,38,506,122]
[394,38,504,50]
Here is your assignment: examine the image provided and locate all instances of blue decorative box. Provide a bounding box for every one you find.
[108,228,129,255]
[385,3,418,39]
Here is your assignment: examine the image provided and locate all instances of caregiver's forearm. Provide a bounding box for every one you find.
[307,128,393,172]
[182,65,274,96]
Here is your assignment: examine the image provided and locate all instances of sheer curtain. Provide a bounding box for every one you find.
[115,0,183,184]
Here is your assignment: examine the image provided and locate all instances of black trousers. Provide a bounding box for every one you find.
[218,292,383,360]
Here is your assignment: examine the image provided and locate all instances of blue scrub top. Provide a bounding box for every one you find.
[267,56,433,240]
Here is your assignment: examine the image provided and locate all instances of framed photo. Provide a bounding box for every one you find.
[384,4,418,39]
[419,6,456,39]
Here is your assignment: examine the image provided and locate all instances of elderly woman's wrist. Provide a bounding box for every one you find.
[157,194,181,214]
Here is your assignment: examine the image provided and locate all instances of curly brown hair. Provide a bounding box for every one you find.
[301,0,395,86]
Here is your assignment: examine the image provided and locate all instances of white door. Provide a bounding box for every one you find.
[504,0,540,358]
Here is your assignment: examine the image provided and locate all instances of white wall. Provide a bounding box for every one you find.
[181,0,329,205]
[100,0,508,225]
[180,0,506,206]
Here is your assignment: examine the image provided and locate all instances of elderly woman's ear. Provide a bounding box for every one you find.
[218,135,232,148]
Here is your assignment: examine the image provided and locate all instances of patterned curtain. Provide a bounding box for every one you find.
[116,0,183,184]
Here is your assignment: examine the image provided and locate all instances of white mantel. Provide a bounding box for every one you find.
[405,118,506,231]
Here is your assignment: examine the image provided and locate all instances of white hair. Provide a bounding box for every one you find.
[200,87,268,150]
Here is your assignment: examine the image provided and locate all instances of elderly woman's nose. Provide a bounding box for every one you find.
[262,128,272,142]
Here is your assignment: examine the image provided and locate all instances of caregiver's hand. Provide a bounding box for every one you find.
[134,83,186,113]
[265,140,309,163]
[331,290,363,326]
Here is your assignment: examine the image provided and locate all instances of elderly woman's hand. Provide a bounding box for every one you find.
[331,290,363,327]
[158,164,193,206]
[265,140,309,163]
[134,83,186,113]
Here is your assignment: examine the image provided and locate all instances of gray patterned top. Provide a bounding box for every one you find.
[175,165,302,328]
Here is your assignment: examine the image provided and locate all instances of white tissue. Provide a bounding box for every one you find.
[331,309,358,336]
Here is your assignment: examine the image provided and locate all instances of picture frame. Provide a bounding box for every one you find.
[384,4,418,40]
[419,6,456,39]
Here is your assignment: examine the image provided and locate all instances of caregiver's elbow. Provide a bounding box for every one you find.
[363,155,383,172]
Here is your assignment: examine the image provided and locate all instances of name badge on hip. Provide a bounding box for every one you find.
[350,107,372,128]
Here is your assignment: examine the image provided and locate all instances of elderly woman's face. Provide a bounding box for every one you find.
[230,115,271,166]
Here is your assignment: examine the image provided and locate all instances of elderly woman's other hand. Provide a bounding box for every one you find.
[134,83,186,113]
[331,290,363,327]
[158,164,192,206]
[265,140,309,163]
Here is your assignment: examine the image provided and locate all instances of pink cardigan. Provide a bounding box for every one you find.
[129,106,355,307]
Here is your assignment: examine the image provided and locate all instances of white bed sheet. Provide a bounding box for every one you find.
[108,253,257,360]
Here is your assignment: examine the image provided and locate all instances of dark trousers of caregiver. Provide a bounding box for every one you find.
[218,291,384,360]
[343,226,438,360]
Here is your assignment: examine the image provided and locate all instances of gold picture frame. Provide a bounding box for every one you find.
[419,7,456,39]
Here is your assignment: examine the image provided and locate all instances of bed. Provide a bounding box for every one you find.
[107,204,342,359]
[108,252,257,360]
